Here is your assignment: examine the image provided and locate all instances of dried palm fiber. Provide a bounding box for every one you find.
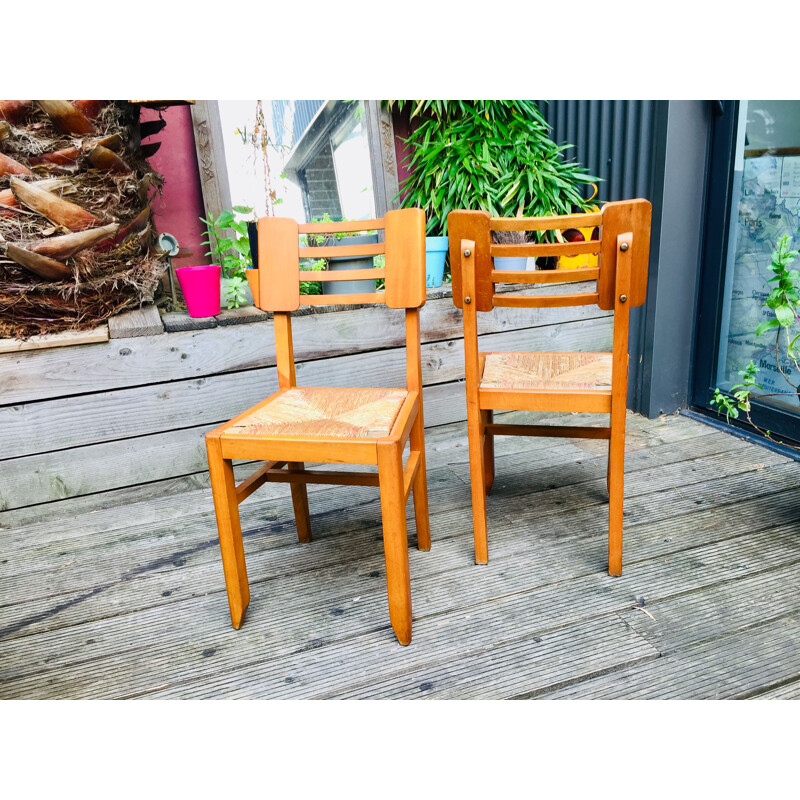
[0,101,168,339]
[227,388,408,439]
[481,352,613,390]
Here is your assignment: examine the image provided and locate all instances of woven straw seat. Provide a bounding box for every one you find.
[225,387,408,439]
[480,352,613,391]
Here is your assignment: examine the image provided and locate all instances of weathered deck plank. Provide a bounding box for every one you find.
[5,509,796,700]
[0,408,711,529]
[0,422,775,618]
[0,285,608,405]
[1,315,612,460]
[754,680,800,699]
[541,614,800,700]
[0,413,798,700]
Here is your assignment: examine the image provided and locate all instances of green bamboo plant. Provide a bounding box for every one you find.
[386,101,599,236]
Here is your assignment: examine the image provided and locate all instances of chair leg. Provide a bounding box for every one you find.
[482,409,495,494]
[206,435,250,628]
[288,461,312,543]
[410,411,431,552]
[466,403,489,565]
[377,441,413,646]
[607,414,626,577]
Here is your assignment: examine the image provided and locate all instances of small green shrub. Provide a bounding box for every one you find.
[200,206,254,309]
[711,234,800,446]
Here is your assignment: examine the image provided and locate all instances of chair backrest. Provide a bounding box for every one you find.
[447,199,652,313]
[246,208,427,392]
[247,208,426,312]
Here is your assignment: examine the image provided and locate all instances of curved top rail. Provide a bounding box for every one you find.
[490,212,602,231]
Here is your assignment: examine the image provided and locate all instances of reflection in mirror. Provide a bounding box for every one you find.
[217,100,376,224]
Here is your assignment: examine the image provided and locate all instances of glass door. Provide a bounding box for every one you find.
[694,100,800,444]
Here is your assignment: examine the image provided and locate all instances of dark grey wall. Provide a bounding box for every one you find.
[538,99,713,417]
[536,100,664,414]
[638,101,712,417]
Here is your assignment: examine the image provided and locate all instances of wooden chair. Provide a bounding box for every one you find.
[447,199,652,575]
[205,209,430,646]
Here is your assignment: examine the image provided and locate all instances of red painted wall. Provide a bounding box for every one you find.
[392,106,413,205]
[139,105,209,267]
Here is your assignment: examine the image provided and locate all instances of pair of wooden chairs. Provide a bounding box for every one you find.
[205,201,652,646]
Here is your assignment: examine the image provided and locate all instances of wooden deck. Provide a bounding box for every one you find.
[1,411,799,700]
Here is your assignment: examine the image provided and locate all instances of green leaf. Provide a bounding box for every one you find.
[775,304,795,327]
[389,100,599,236]
[756,317,781,336]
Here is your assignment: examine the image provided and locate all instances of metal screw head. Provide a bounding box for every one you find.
[619,294,628,303]
[464,249,472,257]
[620,242,629,252]
[464,296,472,304]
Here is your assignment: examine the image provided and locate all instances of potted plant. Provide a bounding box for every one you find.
[304,214,380,296]
[387,100,599,285]
[491,229,529,271]
[200,206,255,309]
[423,235,449,287]
[174,263,222,318]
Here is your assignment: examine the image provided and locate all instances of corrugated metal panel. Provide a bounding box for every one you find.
[535,100,666,415]
[536,100,659,203]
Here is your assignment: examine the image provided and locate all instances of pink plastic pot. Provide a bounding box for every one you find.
[175,264,221,318]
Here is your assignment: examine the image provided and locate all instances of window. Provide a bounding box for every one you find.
[330,102,375,220]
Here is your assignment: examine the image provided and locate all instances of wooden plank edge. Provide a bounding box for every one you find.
[0,326,109,354]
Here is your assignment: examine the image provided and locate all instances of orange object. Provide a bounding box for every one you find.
[0,152,33,176]
[9,176,99,231]
[448,199,652,574]
[558,184,600,269]
[206,209,430,645]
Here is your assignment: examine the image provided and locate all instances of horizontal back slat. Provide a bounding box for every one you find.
[304,292,384,306]
[299,219,385,234]
[493,292,600,309]
[314,268,385,282]
[492,267,599,284]
[491,241,600,258]
[299,243,385,259]
[491,212,602,231]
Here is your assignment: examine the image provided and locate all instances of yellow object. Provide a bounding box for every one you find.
[558,184,600,269]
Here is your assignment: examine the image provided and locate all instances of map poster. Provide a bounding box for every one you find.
[718,155,800,410]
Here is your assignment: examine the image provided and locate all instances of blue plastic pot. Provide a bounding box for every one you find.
[494,256,528,271]
[425,236,449,288]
